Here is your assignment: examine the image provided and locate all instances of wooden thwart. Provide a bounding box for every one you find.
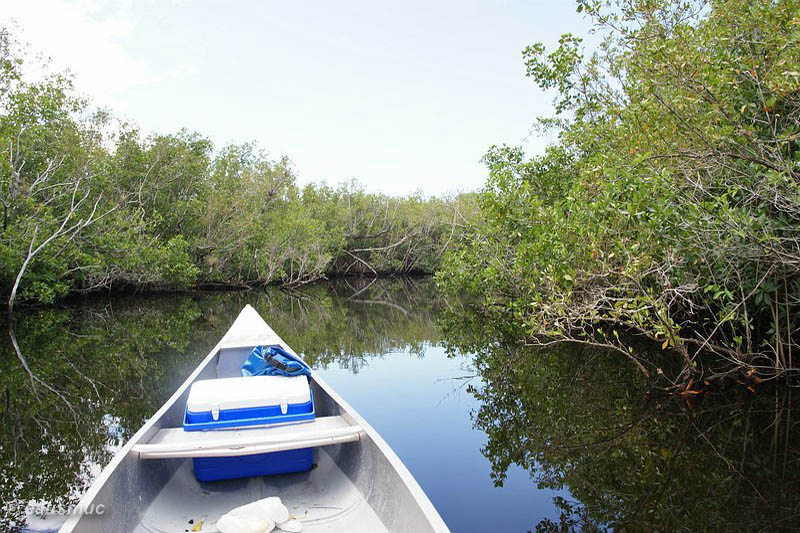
[133,416,364,459]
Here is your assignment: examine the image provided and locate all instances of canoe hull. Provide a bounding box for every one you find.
[59,306,449,532]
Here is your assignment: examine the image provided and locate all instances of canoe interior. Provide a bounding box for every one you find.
[61,343,446,533]
[136,346,385,532]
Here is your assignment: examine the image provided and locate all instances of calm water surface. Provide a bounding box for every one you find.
[2,278,799,531]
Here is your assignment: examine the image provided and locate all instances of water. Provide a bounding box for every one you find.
[2,278,799,531]
[318,346,567,532]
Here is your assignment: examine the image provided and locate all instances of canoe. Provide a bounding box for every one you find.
[60,305,449,533]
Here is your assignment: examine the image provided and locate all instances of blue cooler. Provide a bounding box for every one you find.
[183,374,315,482]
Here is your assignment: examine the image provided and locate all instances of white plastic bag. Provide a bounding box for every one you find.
[217,497,296,533]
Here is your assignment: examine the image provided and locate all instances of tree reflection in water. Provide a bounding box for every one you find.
[5,277,796,531]
[443,310,800,531]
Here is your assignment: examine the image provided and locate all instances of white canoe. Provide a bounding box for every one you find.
[60,305,449,533]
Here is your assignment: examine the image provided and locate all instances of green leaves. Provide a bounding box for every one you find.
[523,33,585,113]
[440,0,800,382]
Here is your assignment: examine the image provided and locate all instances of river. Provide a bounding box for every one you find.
[2,278,798,531]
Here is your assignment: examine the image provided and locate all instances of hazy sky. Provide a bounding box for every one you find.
[6,1,591,196]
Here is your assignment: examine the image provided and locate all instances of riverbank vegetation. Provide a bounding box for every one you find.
[7,0,800,388]
[0,28,474,307]
[437,0,800,385]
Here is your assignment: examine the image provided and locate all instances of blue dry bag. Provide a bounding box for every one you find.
[241,345,312,378]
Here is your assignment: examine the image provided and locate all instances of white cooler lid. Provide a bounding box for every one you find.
[187,375,311,412]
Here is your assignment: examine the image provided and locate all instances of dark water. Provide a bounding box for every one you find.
[2,278,799,531]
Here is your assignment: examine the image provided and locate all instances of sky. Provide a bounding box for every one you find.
[5,0,592,196]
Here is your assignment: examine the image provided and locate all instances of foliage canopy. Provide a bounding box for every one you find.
[438,0,800,384]
[0,27,474,305]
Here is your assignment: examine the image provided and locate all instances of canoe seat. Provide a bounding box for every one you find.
[133,416,364,459]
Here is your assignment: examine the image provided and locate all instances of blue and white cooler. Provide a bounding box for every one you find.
[183,374,316,482]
